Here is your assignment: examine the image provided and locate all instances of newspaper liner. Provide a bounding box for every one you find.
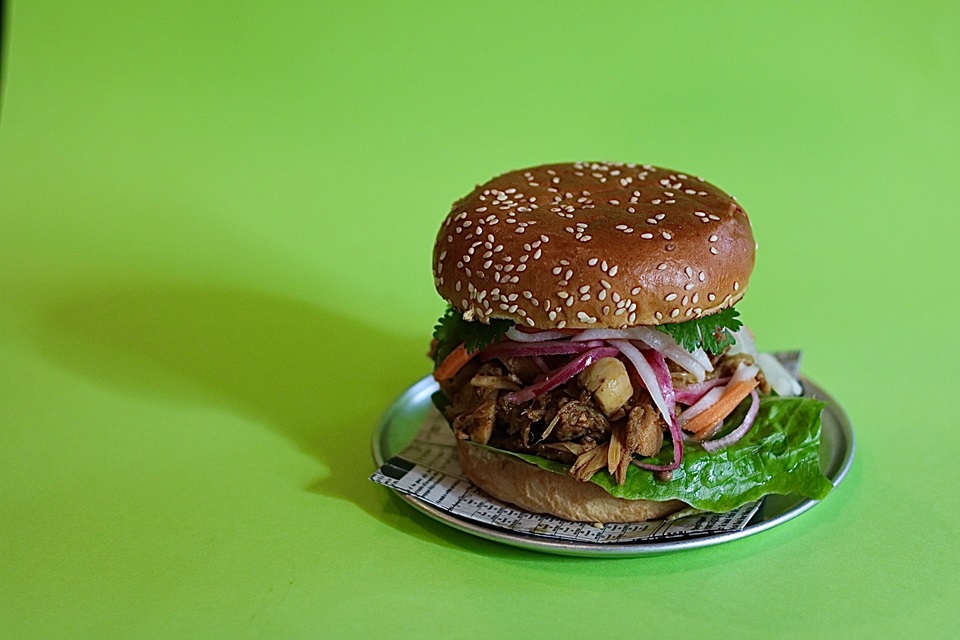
[371,408,761,544]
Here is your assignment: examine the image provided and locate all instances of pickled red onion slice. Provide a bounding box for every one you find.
[502,346,619,405]
[675,377,731,405]
[480,339,603,360]
[702,389,761,452]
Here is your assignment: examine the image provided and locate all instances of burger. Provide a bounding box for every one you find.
[429,162,831,523]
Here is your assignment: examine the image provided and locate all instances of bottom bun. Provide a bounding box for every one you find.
[457,441,685,523]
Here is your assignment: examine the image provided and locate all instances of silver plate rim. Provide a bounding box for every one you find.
[372,375,855,557]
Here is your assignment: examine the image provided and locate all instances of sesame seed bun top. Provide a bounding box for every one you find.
[432,162,756,329]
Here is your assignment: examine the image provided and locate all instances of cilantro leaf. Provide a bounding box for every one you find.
[655,307,743,354]
[432,305,512,366]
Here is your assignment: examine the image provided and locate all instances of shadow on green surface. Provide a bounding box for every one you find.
[29,284,429,523]
[26,283,856,567]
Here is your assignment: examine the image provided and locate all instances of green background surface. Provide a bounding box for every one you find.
[2,2,958,637]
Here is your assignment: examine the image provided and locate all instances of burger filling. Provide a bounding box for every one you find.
[439,338,770,485]
[429,306,833,512]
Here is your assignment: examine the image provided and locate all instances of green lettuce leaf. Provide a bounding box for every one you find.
[476,395,833,513]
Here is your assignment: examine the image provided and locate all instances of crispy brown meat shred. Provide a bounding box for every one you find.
[442,349,759,485]
[625,404,665,458]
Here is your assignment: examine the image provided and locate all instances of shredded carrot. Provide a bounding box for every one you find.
[432,343,476,381]
[683,379,759,436]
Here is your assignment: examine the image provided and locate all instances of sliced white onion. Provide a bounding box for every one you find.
[505,326,569,343]
[607,339,672,426]
[624,325,674,351]
[677,386,725,427]
[629,327,711,381]
[756,352,802,397]
[570,328,633,342]
[689,346,713,370]
[730,362,761,385]
[726,326,757,358]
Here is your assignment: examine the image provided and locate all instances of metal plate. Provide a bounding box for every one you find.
[371,375,855,557]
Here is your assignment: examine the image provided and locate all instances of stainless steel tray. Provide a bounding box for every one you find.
[372,375,854,557]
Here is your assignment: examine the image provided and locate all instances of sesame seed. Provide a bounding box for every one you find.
[665,293,678,301]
